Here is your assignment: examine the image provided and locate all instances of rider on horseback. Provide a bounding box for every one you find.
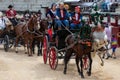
[6,5,18,26]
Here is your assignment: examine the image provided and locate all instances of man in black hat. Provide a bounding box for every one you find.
[36,10,42,20]
[6,5,17,26]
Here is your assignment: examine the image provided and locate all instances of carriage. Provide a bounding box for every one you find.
[0,25,16,52]
[42,29,85,70]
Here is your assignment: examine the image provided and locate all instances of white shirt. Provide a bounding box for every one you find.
[0,17,6,30]
[75,13,78,21]
[104,26,112,41]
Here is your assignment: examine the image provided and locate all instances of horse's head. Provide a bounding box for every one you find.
[29,14,41,31]
[40,19,49,33]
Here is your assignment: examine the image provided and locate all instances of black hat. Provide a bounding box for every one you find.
[37,10,42,14]
[8,5,13,8]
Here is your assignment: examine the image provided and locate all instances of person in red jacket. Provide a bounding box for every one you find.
[6,5,17,26]
[70,6,82,29]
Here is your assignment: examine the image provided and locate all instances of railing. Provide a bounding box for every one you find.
[82,12,120,26]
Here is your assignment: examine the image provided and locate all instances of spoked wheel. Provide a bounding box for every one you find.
[42,35,49,64]
[4,35,9,52]
[49,47,58,70]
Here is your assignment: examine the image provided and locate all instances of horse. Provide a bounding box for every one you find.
[92,24,109,65]
[63,23,109,78]
[63,34,93,78]
[14,14,40,56]
[32,19,49,56]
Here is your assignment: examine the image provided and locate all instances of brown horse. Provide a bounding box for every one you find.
[63,34,92,78]
[14,14,40,56]
[32,19,49,56]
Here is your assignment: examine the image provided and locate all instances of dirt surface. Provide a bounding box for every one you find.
[0,45,120,80]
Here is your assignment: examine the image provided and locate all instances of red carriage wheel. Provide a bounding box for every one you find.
[49,47,58,70]
[42,35,48,64]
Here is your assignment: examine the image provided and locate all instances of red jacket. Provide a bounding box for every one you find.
[6,9,16,18]
[72,12,82,24]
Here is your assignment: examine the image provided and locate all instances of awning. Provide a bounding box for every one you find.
[81,2,96,7]
[64,0,80,2]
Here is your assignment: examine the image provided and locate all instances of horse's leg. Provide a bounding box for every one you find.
[37,41,42,56]
[80,57,84,78]
[87,53,92,76]
[24,44,27,54]
[32,39,35,54]
[63,49,72,74]
[29,40,33,56]
[98,52,104,66]
[15,37,20,53]
[26,40,30,56]
[75,56,81,75]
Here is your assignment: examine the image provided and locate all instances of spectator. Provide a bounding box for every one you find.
[104,23,112,59]
[111,34,117,59]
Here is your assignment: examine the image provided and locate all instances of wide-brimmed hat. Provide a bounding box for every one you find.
[8,5,13,8]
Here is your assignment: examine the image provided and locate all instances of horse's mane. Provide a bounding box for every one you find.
[39,18,48,31]
[28,17,33,24]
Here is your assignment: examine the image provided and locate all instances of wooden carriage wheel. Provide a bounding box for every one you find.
[42,35,48,64]
[49,47,58,70]
[4,35,9,52]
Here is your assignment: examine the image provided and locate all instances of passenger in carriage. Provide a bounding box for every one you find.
[0,11,12,31]
[64,4,71,18]
[55,2,70,30]
[6,5,18,26]
[70,6,82,29]
[46,3,57,29]
[0,12,6,30]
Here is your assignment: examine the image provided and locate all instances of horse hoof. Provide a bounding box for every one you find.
[28,55,32,57]
[101,63,104,66]
[80,72,84,78]
[16,51,18,53]
[25,52,27,54]
[87,72,91,76]
[81,75,85,78]
[63,71,66,74]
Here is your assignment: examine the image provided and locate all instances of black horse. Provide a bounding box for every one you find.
[63,34,93,78]
[32,19,49,56]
